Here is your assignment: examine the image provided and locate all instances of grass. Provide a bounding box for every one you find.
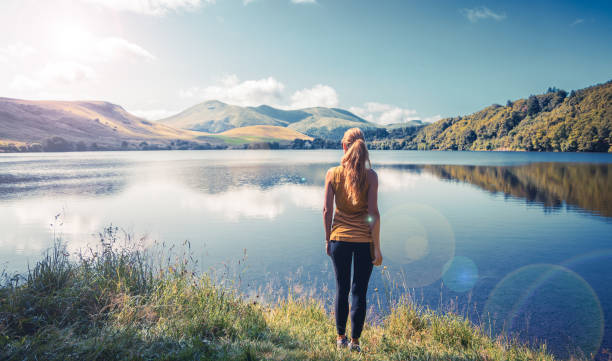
[0,227,565,360]
[218,126,313,142]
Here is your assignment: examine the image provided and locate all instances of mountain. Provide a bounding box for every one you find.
[375,80,611,152]
[0,99,309,152]
[159,100,376,140]
[0,98,219,151]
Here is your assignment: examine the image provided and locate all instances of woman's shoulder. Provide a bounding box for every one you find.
[366,168,378,184]
[327,165,342,175]
[326,166,339,181]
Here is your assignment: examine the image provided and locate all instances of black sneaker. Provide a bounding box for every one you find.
[336,337,349,349]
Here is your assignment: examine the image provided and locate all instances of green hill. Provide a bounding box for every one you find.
[160,100,288,133]
[385,80,611,152]
[159,100,376,140]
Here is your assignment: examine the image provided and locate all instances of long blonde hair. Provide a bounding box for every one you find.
[341,128,371,205]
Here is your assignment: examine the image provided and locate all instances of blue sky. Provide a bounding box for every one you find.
[0,0,610,124]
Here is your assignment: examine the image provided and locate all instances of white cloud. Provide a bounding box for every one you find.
[290,84,338,108]
[0,42,36,59]
[0,42,36,63]
[10,74,42,92]
[80,0,213,16]
[571,18,584,26]
[131,108,180,120]
[349,102,419,125]
[40,61,97,84]
[7,34,153,95]
[11,61,96,91]
[461,6,506,23]
[423,114,442,123]
[181,75,339,109]
[182,75,285,106]
[95,37,156,62]
[51,29,155,63]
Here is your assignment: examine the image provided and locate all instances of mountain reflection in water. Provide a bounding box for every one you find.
[418,163,612,219]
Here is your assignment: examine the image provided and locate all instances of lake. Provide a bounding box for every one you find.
[1,150,611,359]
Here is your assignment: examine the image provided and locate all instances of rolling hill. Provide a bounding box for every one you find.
[0,99,312,152]
[159,100,376,140]
[370,80,612,152]
[0,98,220,151]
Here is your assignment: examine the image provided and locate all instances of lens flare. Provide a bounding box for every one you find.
[381,203,455,287]
[483,264,604,358]
[442,256,478,292]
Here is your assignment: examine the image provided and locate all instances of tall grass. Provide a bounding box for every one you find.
[0,228,567,360]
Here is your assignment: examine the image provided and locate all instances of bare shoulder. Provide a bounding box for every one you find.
[367,168,378,184]
[325,166,337,181]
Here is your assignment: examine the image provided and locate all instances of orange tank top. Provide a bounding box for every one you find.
[329,165,372,243]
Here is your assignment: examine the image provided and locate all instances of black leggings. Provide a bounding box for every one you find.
[329,240,373,339]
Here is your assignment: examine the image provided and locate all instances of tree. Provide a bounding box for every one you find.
[28,143,43,152]
[43,137,73,152]
[76,141,87,151]
[506,100,513,107]
[291,139,305,149]
[526,95,541,116]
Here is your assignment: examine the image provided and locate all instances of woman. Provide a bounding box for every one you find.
[323,127,383,352]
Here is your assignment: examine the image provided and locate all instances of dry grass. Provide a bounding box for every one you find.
[219,125,313,141]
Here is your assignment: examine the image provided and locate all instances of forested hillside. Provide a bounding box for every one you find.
[370,80,612,152]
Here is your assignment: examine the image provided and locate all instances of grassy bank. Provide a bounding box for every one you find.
[1,228,559,360]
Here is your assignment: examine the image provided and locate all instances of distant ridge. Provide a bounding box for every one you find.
[159,100,376,140]
[0,97,212,151]
[0,99,313,152]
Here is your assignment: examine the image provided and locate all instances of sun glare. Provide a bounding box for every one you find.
[52,23,93,58]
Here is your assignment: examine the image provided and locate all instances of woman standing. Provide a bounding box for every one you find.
[323,128,383,352]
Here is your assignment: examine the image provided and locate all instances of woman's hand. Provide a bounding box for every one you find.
[372,247,383,266]
[326,241,331,256]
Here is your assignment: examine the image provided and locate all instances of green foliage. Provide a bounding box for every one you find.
[526,95,541,116]
[382,80,611,152]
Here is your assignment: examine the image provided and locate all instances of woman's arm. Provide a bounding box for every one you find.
[323,169,335,245]
[367,169,383,266]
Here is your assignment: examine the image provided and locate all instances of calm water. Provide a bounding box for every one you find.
[1,150,611,359]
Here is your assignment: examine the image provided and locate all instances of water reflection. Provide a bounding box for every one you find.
[420,163,612,219]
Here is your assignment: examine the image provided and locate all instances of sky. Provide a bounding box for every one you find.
[0,0,610,125]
